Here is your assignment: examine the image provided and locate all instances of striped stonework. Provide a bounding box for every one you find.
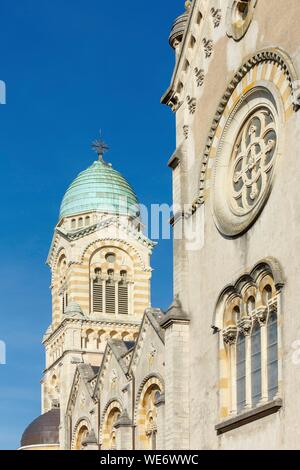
[135,376,164,450]
[101,400,123,450]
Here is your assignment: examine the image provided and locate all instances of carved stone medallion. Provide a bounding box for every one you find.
[212,87,281,237]
[227,0,258,41]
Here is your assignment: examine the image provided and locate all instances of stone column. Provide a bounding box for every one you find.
[114,410,133,450]
[160,297,190,450]
[155,392,165,450]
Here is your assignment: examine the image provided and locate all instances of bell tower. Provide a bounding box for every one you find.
[41,141,154,448]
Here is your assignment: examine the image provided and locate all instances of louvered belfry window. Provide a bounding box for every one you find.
[92,264,130,315]
[106,270,115,314]
[118,271,128,315]
[93,269,103,313]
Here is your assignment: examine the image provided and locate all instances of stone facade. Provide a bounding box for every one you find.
[162,0,300,450]
[20,0,300,451]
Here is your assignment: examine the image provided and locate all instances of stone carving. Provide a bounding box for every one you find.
[202,38,213,58]
[254,307,268,325]
[195,67,205,87]
[223,326,238,345]
[237,317,252,335]
[187,96,196,114]
[111,369,118,387]
[211,7,222,28]
[268,298,278,313]
[230,109,277,215]
[183,125,189,140]
[150,342,157,358]
[80,392,86,410]
[227,0,257,41]
[212,87,280,236]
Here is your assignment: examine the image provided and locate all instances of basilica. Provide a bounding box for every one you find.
[20,0,300,450]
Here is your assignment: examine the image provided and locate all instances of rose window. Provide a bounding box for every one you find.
[212,87,281,237]
[229,109,277,215]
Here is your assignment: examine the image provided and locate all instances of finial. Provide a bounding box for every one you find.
[92,131,109,162]
[185,0,192,10]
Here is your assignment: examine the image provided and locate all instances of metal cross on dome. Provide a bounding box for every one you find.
[92,136,109,161]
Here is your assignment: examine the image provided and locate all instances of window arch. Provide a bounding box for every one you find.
[262,284,272,306]
[90,248,133,315]
[57,255,68,316]
[135,378,164,450]
[101,402,122,450]
[247,296,256,316]
[214,261,282,420]
[72,420,90,450]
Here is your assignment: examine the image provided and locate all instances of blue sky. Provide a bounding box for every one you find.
[0,0,183,449]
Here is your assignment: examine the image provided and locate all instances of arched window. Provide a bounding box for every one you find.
[251,322,262,405]
[267,312,278,400]
[62,291,68,314]
[58,256,68,315]
[136,379,163,450]
[73,422,90,450]
[102,403,121,450]
[247,296,255,316]
[93,269,103,313]
[106,270,115,314]
[71,219,76,229]
[118,271,128,315]
[85,216,90,227]
[262,285,272,306]
[236,332,246,412]
[216,263,282,422]
[78,217,83,228]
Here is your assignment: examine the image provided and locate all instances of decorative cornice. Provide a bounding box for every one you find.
[161,0,196,110]
[47,216,155,268]
[43,316,140,347]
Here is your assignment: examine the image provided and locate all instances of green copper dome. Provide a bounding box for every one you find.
[59,160,140,220]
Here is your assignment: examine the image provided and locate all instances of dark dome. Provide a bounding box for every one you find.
[169,11,189,48]
[20,409,60,448]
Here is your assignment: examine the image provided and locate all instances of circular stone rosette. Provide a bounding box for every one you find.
[212,86,283,237]
[227,0,258,41]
